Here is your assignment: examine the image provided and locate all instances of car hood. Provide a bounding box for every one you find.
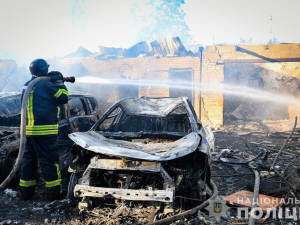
[69,131,201,161]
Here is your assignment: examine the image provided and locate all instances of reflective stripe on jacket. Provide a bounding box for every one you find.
[21,77,69,137]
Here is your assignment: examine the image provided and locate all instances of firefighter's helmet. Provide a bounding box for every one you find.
[29,59,50,76]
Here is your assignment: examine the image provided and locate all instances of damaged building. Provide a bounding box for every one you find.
[1,38,300,128]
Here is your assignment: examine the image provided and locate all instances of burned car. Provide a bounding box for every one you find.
[68,97,214,211]
[0,93,22,185]
[0,92,102,185]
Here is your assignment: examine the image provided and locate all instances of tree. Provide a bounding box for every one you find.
[130,0,190,44]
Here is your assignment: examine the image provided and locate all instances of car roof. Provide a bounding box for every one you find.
[119,97,189,116]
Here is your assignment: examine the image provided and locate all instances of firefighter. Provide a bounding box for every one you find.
[19,59,69,200]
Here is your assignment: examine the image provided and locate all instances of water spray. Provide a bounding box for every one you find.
[76,76,300,109]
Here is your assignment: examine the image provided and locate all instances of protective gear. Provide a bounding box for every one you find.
[48,71,64,86]
[29,59,50,76]
[20,74,68,200]
[19,136,62,200]
[21,77,68,137]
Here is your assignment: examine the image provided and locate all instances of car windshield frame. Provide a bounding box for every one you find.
[91,97,198,134]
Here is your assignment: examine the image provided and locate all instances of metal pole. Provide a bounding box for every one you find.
[199,47,203,121]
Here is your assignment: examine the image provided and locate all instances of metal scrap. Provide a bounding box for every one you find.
[223,191,283,212]
[219,150,266,164]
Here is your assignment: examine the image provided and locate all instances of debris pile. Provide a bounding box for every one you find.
[211,118,300,224]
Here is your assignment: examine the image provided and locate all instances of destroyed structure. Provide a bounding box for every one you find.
[2,37,300,129]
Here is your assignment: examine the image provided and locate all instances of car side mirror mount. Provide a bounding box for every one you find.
[197,123,202,130]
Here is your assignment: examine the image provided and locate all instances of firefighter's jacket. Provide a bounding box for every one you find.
[21,77,69,137]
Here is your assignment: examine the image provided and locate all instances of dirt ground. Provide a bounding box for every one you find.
[1,120,299,225]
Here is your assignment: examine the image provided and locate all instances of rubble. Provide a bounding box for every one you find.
[0,220,12,225]
[230,104,261,121]
[4,189,17,198]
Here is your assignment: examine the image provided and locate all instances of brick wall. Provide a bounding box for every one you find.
[260,62,300,119]
[201,58,224,127]
[205,44,300,63]
[207,44,300,121]
[48,57,225,126]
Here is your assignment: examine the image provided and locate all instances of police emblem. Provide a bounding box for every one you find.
[207,200,230,222]
[214,202,222,213]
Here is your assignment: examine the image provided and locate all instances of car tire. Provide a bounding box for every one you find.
[67,173,77,200]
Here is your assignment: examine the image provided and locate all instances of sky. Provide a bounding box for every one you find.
[0,0,299,63]
[183,0,300,45]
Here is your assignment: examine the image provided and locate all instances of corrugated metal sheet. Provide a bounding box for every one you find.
[125,37,188,57]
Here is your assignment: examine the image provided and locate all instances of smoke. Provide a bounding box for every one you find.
[2,0,300,64]
[0,0,135,63]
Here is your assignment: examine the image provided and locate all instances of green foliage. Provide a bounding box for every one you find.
[131,0,190,43]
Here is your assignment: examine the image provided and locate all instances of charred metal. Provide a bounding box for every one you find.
[0,92,102,185]
[67,97,214,212]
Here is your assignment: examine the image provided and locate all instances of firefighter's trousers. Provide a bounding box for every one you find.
[19,136,62,200]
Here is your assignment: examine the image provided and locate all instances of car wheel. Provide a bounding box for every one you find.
[67,173,77,200]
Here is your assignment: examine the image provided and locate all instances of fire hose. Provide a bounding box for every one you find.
[0,75,75,190]
[147,180,218,225]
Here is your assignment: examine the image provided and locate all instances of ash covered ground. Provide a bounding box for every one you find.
[1,120,300,225]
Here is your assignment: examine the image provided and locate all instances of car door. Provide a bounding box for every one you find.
[84,97,99,124]
[67,96,93,132]
[58,104,73,170]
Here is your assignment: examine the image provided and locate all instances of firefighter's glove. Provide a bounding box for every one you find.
[48,71,64,86]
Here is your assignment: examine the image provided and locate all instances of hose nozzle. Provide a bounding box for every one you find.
[64,77,75,83]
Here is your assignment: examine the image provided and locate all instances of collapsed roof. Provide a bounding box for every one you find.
[63,46,92,58]
[96,37,190,60]
[125,37,188,57]
[63,37,193,60]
